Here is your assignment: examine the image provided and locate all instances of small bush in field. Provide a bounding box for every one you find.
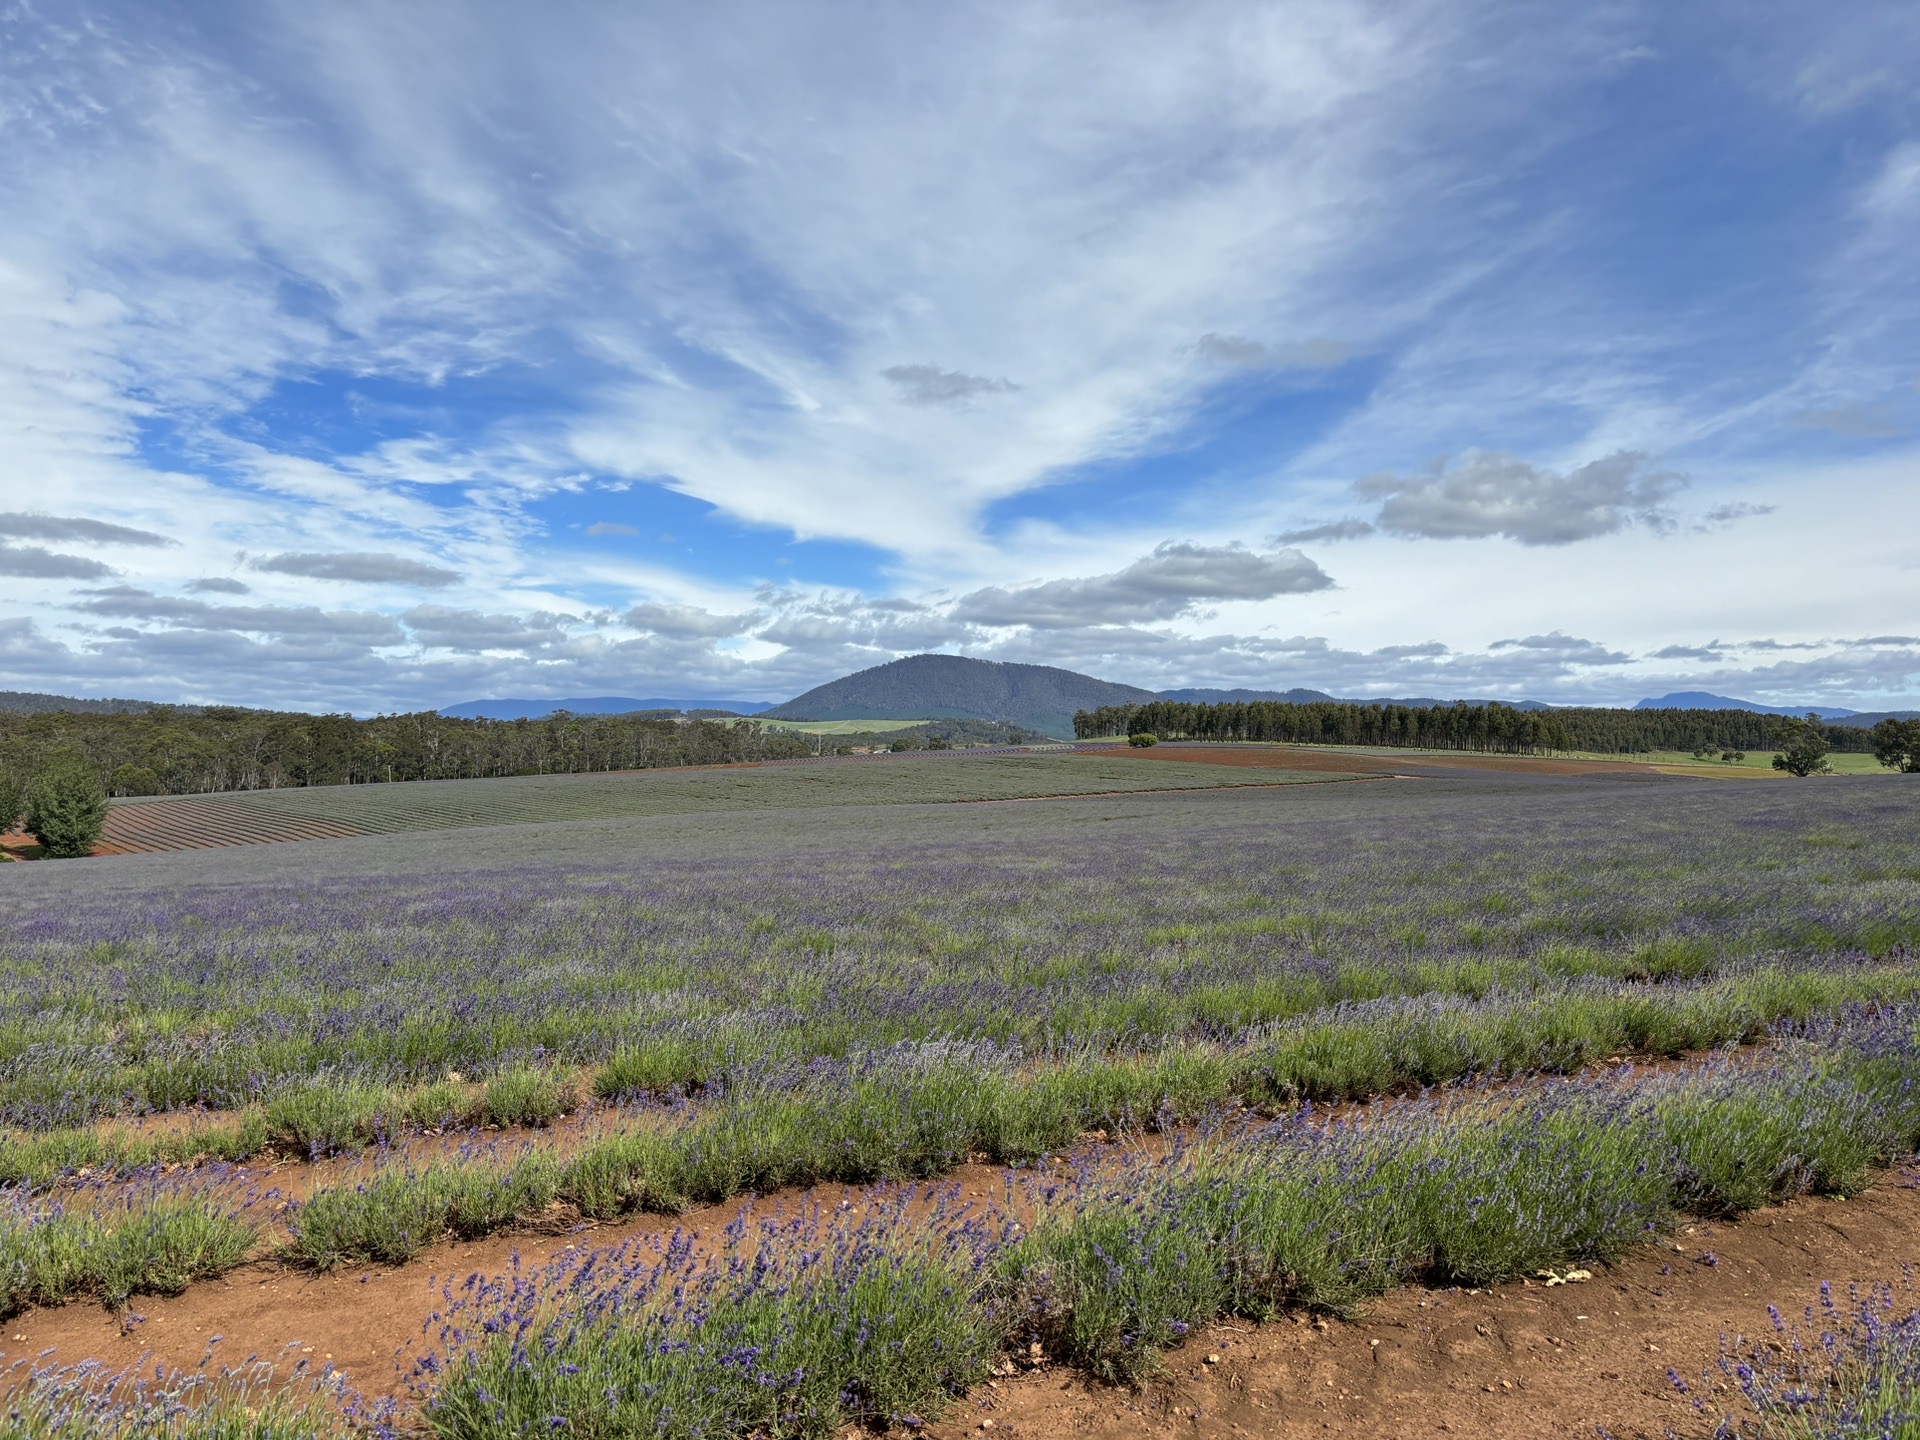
[1128,732,1158,747]
[481,1068,574,1127]
[24,755,108,858]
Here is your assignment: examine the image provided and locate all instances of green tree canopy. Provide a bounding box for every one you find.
[25,754,109,858]
[1871,718,1920,773]
[1771,715,1833,778]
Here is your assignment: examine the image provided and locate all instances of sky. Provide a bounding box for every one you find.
[2,1,1918,714]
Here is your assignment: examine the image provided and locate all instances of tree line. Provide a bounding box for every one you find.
[0,707,821,797]
[1073,699,1882,756]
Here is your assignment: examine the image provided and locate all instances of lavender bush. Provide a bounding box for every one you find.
[1692,1280,1920,1437]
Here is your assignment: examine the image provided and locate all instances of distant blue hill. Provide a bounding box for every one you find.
[1633,691,1858,718]
[441,697,775,720]
[1158,687,1336,704]
[1160,689,1560,710]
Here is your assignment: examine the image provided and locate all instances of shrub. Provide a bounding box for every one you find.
[480,1067,574,1127]
[24,756,109,858]
[1128,732,1159,747]
[423,1200,998,1439]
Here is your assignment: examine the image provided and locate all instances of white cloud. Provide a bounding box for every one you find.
[880,365,1019,407]
[1355,450,1686,545]
[623,602,754,639]
[0,513,175,547]
[254,552,463,587]
[0,545,116,580]
[953,543,1333,630]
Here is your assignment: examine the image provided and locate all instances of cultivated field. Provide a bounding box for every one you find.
[2,767,1919,1438]
[85,750,1346,854]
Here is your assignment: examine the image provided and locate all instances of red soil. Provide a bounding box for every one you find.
[1079,743,1677,779]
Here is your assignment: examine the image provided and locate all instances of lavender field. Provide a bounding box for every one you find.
[3,770,1920,1436]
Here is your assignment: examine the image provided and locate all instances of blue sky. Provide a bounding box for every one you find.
[1,1,1917,712]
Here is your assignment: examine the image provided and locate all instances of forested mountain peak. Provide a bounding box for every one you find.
[763,654,1157,737]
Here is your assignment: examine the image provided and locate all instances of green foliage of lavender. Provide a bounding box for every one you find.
[3,780,1917,1132]
[1688,1281,1920,1438]
[272,969,1910,1271]
[416,1200,1004,1440]
[0,1357,350,1439]
[0,1180,258,1317]
[415,1009,1920,1435]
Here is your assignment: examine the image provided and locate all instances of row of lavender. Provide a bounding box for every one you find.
[407,1004,1920,1437]
[5,782,1918,1130]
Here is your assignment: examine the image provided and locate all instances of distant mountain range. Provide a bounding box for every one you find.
[11,672,1917,734]
[1629,692,1920,728]
[763,655,1158,738]
[438,696,775,720]
[1632,691,1859,718]
[0,689,172,715]
[1159,687,1336,705]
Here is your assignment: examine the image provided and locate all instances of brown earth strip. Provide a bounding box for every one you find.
[1079,743,1682,779]
[96,797,372,855]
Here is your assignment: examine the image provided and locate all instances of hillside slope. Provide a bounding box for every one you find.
[440,697,774,719]
[0,690,170,715]
[763,654,1157,737]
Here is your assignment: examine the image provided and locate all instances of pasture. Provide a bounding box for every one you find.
[2,765,1918,1437]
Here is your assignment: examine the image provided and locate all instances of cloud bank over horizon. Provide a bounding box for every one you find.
[1,3,1917,713]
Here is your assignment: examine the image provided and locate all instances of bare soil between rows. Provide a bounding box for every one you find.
[1,1053,1860,1440]
[9,1157,1917,1440]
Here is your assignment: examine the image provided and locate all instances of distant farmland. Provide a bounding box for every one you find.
[88,750,1354,853]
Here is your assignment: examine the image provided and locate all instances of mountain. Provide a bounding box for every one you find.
[1158,687,1336,705]
[440,696,776,720]
[762,654,1158,738]
[0,689,171,715]
[1826,710,1920,729]
[1633,691,1858,718]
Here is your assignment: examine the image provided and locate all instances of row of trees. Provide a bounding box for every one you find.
[1074,699,1884,757]
[0,708,823,797]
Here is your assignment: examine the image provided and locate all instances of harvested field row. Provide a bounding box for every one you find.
[1079,740,1688,779]
[82,752,1344,855]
